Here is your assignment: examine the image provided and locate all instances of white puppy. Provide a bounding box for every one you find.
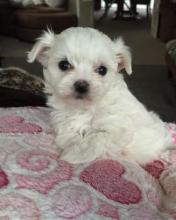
[28,27,172,164]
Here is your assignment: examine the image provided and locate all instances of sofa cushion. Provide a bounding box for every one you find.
[15,7,77,29]
[13,6,77,41]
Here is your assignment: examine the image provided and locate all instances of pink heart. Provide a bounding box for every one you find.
[0,169,9,188]
[80,160,142,204]
[96,200,120,219]
[143,160,165,179]
[0,116,42,133]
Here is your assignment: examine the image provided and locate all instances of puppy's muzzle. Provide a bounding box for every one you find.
[74,80,89,98]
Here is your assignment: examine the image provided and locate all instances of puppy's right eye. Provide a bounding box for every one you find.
[95,65,107,76]
[58,60,72,71]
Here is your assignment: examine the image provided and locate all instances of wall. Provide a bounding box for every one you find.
[69,0,94,27]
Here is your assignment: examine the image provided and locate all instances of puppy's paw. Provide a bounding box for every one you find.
[160,167,176,196]
[60,152,85,164]
[160,168,176,210]
[59,147,98,164]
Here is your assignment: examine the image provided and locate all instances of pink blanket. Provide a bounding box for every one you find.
[0,107,176,220]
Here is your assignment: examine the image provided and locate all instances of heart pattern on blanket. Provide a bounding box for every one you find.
[15,150,73,194]
[80,160,142,204]
[52,185,92,218]
[0,116,42,133]
[0,108,175,219]
[0,169,9,188]
[0,194,40,220]
[143,160,165,179]
[96,200,120,219]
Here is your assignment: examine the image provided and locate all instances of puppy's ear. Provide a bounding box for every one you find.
[27,29,55,66]
[114,37,132,75]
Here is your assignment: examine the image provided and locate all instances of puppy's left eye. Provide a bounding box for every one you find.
[95,66,107,76]
[58,60,72,71]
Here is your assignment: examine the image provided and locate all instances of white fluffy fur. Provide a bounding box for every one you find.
[28,27,172,164]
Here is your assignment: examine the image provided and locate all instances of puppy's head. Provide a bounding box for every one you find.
[28,27,132,107]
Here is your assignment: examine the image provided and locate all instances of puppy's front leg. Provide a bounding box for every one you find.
[58,131,107,164]
[54,131,83,157]
[58,127,129,164]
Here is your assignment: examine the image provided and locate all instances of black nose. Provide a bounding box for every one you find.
[74,80,89,94]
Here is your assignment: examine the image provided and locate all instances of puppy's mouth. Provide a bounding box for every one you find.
[72,92,92,102]
[75,94,87,99]
[74,94,91,101]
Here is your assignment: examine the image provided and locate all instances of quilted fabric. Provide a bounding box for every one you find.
[0,107,176,220]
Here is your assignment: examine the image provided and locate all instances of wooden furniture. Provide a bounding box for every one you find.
[99,0,151,20]
[159,0,176,42]
[0,0,77,42]
[152,0,176,42]
[130,0,151,17]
